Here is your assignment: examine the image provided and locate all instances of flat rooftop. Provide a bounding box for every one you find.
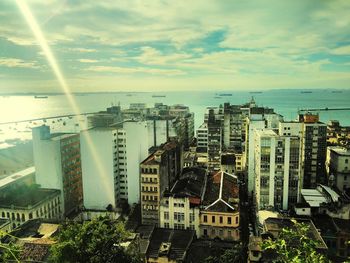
[0,166,35,189]
[301,189,327,207]
[0,188,60,209]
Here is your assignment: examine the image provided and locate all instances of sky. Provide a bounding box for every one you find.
[0,0,349,93]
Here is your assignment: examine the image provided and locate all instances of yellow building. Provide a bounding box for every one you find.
[200,171,240,241]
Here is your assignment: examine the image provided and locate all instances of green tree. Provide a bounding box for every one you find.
[262,221,330,263]
[49,217,141,263]
[203,244,242,263]
[0,230,21,262]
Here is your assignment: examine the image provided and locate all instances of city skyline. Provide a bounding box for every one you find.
[0,0,350,93]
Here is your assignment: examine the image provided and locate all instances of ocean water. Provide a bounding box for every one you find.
[0,89,349,143]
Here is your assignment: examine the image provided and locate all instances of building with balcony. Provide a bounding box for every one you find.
[254,129,301,210]
[140,140,182,225]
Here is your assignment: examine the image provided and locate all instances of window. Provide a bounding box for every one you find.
[227,217,232,224]
[212,216,215,223]
[203,229,208,236]
[235,216,239,224]
[164,212,169,220]
[203,215,207,223]
[190,213,195,223]
[219,216,223,224]
[164,222,169,228]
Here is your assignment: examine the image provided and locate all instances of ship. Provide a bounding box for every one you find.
[219,93,232,96]
[249,91,263,94]
[152,95,166,98]
[300,91,312,94]
[34,95,48,99]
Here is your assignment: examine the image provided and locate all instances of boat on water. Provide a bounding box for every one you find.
[249,91,263,94]
[34,95,48,99]
[331,91,342,93]
[219,93,232,96]
[152,95,166,98]
[300,91,312,94]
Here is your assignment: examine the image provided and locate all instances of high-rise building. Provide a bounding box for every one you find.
[298,113,327,188]
[80,121,149,210]
[207,109,222,171]
[140,140,182,225]
[254,129,301,210]
[32,125,83,217]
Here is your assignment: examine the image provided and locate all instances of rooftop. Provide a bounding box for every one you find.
[301,188,327,207]
[263,217,327,250]
[0,187,60,209]
[203,171,239,212]
[166,167,206,201]
[328,146,350,156]
[0,166,35,189]
[146,228,195,262]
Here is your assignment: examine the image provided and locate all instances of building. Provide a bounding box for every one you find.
[32,125,83,217]
[326,146,350,191]
[200,171,240,241]
[159,167,207,236]
[244,106,282,195]
[0,187,61,229]
[207,109,223,171]
[87,106,123,128]
[0,218,11,233]
[0,167,35,192]
[299,113,327,188]
[81,121,149,210]
[196,122,208,152]
[140,140,182,225]
[254,129,301,210]
[327,120,350,148]
[136,227,195,263]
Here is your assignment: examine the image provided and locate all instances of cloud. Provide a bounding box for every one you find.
[78,59,98,63]
[330,45,350,55]
[86,65,185,76]
[0,58,40,69]
[70,48,97,53]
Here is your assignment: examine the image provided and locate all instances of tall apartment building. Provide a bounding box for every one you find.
[80,121,149,210]
[254,129,301,210]
[207,109,222,171]
[140,140,182,225]
[326,146,350,191]
[196,122,208,152]
[32,125,83,217]
[245,107,283,195]
[159,167,206,236]
[298,113,327,188]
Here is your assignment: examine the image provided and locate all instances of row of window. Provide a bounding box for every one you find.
[202,214,238,225]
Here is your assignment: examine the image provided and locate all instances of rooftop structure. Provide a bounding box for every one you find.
[145,228,195,262]
[0,166,35,190]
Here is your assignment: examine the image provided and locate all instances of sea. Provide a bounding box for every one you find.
[0,89,349,146]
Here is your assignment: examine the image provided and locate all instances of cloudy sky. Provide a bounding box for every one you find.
[0,0,349,93]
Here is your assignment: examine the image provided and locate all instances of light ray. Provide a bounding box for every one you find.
[15,0,116,208]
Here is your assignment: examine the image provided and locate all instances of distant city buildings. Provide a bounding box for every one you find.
[326,146,350,191]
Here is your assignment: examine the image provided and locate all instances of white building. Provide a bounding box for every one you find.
[254,129,301,210]
[159,167,206,236]
[326,146,350,191]
[80,121,150,210]
[32,126,83,216]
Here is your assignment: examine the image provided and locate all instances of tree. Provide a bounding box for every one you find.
[262,221,330,263]
[203,244,242,263]
[49,217,142,263]
[0,230,21,262]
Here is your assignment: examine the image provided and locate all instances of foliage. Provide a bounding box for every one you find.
[49,217,142,263]
[203,244,242,263]
[0,230,21,262]
[262,221,330,263]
